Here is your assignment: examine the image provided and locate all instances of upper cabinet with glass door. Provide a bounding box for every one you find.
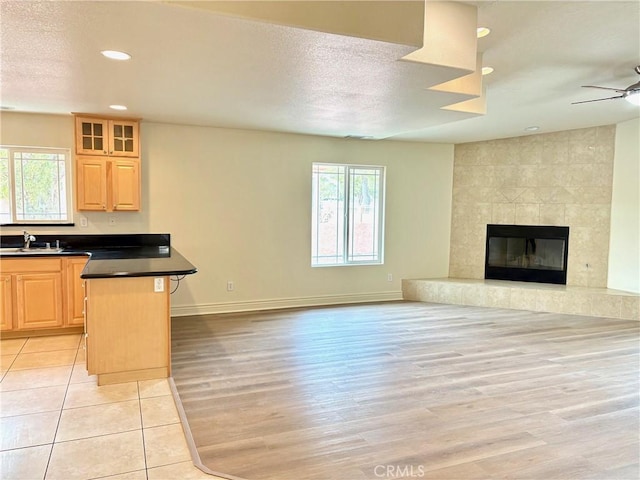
[74,115,140,157]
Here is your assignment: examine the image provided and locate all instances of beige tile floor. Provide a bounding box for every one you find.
[0,334,223,480]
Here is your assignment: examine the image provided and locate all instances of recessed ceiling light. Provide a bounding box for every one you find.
[524,126,540,132]
[109,105,128,111]
[101,50,131,61]
[481,66,494,76]
[477,27,491,38]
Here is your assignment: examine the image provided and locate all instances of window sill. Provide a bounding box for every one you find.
[1,223,76,227]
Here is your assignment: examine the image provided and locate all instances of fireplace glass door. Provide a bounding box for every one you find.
[485,225,569,284]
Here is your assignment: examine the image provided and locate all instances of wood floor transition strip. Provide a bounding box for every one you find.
[169,376,247,480]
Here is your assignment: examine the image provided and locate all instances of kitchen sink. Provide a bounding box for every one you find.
[0,247,65,255]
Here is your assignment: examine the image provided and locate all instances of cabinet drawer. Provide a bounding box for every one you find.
[0,258,63,273]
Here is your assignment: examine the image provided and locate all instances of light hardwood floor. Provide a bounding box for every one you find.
[171,301,639,480]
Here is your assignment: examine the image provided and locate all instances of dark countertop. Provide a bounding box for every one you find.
[81,247,196,278]
[0,234,197,279]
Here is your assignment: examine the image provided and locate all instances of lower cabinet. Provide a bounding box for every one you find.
[0,274,14,331]
[66,257,88,326]
[15,272,64,330]
[0,256,88,333]
[85,276,170,385]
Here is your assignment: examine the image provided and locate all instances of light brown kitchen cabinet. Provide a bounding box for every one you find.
[74,114,141,212]
[65,257,88,327]
[110,159,140,211]
[76,156,140,211]
[85,276,170,385]
[1,258,64,331]
[0,256,88,335]
[76,157,108,211]
[75,115,140,157]
[15,272,64,330]
[0,274,13,331]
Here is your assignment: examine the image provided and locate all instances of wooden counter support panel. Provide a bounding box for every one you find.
[86,276,170,386]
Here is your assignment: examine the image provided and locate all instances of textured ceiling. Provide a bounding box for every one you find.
[1,1,639,144]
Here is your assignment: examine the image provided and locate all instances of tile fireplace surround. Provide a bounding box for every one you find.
[403,125,639,321]
[449,125,616,288]
[402,278,639,321]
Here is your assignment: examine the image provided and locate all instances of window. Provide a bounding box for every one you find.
[312,163,385,266]
[0,146,72,224]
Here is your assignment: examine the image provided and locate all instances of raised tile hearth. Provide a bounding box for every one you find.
[402,278,639,321]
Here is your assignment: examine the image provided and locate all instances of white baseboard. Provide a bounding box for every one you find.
[170,291,403,317]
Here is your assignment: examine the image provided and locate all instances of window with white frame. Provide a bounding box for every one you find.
[311,163,385,266]
[0,146,72,224]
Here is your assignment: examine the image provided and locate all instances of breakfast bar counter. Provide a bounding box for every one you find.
[80,247,196,278]
[0,233,197,385]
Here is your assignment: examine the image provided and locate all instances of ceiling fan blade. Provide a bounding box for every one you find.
[581,85,627,93]
[572,95,625,105]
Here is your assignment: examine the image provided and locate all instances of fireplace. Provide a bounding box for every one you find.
[484,224,569,285]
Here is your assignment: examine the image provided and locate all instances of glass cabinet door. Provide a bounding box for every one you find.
[110,120,139,157]
[76,118,109,155]
[75,116,139,157]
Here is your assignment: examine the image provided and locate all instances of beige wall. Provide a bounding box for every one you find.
[450,126,616,288]
[143,122,454,314]
[0,112,454,314]
[609,117,640,294]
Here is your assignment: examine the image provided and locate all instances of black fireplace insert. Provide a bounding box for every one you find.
[484,224,569,285]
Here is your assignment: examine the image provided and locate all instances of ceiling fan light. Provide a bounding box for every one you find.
[625,91,640,106]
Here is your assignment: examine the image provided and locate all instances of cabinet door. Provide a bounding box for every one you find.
[110,159,140,211]
[15,273,64,330]
[66,258,88,326]
[76,117,109,156]
[109,120,139,157]
[0,274,13,331]
[77,156,108,211]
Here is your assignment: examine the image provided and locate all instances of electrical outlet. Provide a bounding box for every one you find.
[154,277,165,292]
[227,281,234,292]
[387,273,393,282]
[79,216,88,228]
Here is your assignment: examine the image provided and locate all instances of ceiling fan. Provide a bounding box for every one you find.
[572,66,640,106]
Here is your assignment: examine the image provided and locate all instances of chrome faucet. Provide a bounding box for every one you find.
[23,230,35,249]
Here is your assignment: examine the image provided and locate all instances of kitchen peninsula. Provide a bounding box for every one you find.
[0,234,197,385]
